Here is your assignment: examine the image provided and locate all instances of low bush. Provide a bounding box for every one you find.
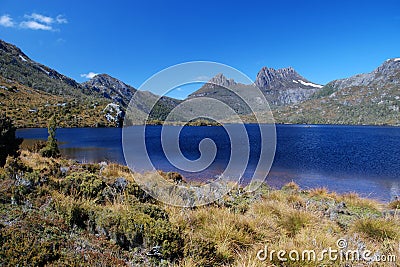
[95,206,183,259]
[60,171,105,200]
[183,236,222,266]
[0,114,22,167]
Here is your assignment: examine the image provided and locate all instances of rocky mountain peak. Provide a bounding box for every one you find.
[328,58,400,91]
[375,58,400,75]
[255,66,312,90]
[0,39,83,96]
[0,39,28,59]
[255,67,304,90]
[207,73,238,88]
[86,74,129,89]
[82,74,136,106]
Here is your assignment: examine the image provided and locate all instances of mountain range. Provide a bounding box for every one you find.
[0,39,399,127]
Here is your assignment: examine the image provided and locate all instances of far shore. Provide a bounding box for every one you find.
[16,121,400,129]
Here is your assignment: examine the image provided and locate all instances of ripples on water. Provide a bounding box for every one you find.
[17,125,400,202]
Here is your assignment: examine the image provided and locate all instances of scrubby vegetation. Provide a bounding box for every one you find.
[0,114,22,166]
[0,148,399,266]
[0,76,116,128]
[273,82,400,126]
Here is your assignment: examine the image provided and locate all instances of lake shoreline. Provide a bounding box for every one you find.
[15,122,400,129]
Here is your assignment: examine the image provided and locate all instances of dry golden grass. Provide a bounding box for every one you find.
[308,187,331,198]
[282,181,300,191]
[3,154,399,267]
[101,163,131,178]
[338,192,382,211]
[389,199,400,210]
[352,217,400,241]
[0,76,114,128]
[165,181,400,266]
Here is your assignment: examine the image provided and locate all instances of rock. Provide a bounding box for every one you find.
[208,73,238,88]
[60,166,69,175]
[146,245,162,257]
[255,66,323,106]
[189,67,323,109]
[103,103,125,127]
[328,58,400,91]
[99,161,108,168]
[81,74,136,107]
[15,173,32,189]
[113,177,128,193]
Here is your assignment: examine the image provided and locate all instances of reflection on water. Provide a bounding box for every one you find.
[61,147,107,163]
[16,125,400,202]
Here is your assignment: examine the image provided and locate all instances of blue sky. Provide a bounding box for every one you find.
[0,0,399,99]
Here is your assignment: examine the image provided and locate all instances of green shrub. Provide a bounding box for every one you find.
[40,116,60,158]
[125,181,153,203]
[147,219,183,259]
[0,211,66,266]
[183,236,222,266]
[221,191,251,214]
[141,204,169,220]
[60,172,105,200]
[0,114,22,166]
[95,209,148,250]
[82,163,101,174]
[95,206,183,260]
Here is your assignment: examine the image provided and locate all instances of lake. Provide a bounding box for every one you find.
[17,124,400,202]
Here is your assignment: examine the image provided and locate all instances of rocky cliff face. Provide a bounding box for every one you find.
[328,58,400,90]
[189,73,250,97]
[81,74,136,106]
[189,67,323,109]
[274,58,400,126]
[187,74,260,115]
[207,73,238,89]
[255,67,323,106]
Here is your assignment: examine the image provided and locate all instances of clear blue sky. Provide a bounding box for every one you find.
[1,0,399,99]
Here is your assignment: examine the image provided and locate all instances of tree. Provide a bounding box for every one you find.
[40,115,60,158]
[0,114,22,166]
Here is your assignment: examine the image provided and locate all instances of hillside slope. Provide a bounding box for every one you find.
[0,76,114,127]
[0,39,181,127]
[274,58,400,125]
[82,74,182,124]
[0,40,90,97]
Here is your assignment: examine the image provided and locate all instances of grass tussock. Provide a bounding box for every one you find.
[388,199,400,210]
[0,156,399,266]
[352,218,400,241]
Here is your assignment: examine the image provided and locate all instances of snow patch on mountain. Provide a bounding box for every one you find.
[19,55,27,62]
[298,80,323,88]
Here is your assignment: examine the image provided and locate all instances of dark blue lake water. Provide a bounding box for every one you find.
[17,125,400,202]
